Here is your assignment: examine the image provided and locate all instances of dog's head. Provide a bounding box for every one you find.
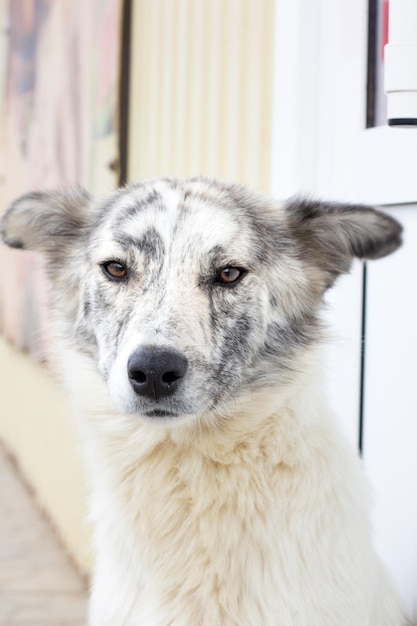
[1,178,402,424]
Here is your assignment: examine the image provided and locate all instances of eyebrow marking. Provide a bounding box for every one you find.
[114,228,166,261]
[111,190,164,230]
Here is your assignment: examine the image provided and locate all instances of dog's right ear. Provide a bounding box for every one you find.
[285,198,403,291]
[1,188,92,254]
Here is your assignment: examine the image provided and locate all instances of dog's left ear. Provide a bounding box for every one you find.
[1,188,92,255]
[286,199,403,289]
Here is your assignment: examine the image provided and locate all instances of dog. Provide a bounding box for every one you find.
[1,177,409,625]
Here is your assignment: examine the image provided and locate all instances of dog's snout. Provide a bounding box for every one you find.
[127,346,188,400]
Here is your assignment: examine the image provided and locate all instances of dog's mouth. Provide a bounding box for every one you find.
[142,409,179,419]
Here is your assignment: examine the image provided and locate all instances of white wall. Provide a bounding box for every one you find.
[271,0,417,616]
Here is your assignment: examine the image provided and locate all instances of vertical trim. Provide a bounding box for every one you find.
[366,0,378,128]
[361,0,376,448]
[358,262,368,454]
[118,0,132,186]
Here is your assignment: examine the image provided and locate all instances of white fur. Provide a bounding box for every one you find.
[3,179,407,625]
[63,346,407,626]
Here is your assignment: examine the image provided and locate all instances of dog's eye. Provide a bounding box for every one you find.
[214,266,246,287]
[101,261,128,281]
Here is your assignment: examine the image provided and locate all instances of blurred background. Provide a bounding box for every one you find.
[0,0,416,622]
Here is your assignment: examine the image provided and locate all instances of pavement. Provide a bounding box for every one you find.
[0,441,88,625]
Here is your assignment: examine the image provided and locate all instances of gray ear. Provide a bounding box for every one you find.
[286,199,403,288]
[1,188,91,253]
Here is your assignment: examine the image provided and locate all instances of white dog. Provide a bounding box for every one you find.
[1,177,409,625]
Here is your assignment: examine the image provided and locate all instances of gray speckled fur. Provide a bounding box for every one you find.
[1,177,402,420]
[1,177,408,626]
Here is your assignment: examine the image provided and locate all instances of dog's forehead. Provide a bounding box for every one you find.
[92,179,255,260]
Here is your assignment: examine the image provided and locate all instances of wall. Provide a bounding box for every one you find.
[128,0,275,190]
[0,0,276,573]
[0,338,92,573]
[0,0,123,573]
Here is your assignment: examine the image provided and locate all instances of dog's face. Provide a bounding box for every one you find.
[1,177,402,423]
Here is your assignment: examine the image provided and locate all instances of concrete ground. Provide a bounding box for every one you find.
[0,441,88,625]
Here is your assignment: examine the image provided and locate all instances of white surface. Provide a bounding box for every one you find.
[271,0,366,446]
[388,0,417,41]
[385,0,417,122]
[314,0,417,204]
[313,1,417,613]
[385,41,417,120]
[270,0,320,197]
[323,263,364,448]
[385,44,417,92]
[271,0,417,613]
[271,0,417,202]
[363,205,417,621]
[386,91,417,120]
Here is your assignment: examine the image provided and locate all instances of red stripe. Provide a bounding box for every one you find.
[382,0,389,59]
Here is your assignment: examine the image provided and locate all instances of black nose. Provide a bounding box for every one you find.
[127,346,188,400]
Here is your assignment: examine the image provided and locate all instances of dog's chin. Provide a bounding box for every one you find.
[137,409,197,427]
[111,393,200,426]
[109,383,241,428]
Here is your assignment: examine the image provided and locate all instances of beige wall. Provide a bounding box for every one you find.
[128,0,275,191]
[0,0,275,574]
[0,338,92,574]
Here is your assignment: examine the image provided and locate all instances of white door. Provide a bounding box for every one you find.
[271,0,417,618]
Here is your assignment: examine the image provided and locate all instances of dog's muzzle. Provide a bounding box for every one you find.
[127,346,188,401]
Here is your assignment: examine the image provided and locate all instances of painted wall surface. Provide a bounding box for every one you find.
[1,0,122,357]
[128,0,275,192]
[0,0,123,572]
[0,0,276,573]
[0,337,93,573]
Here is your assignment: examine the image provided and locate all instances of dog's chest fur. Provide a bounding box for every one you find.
[1,177,408,625]
[83,367,378,626]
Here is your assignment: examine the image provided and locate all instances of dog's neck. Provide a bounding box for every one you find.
[64,345,331,475]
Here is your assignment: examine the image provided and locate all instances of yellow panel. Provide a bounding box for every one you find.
[128,0,275,192]
[0,338,92,574]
